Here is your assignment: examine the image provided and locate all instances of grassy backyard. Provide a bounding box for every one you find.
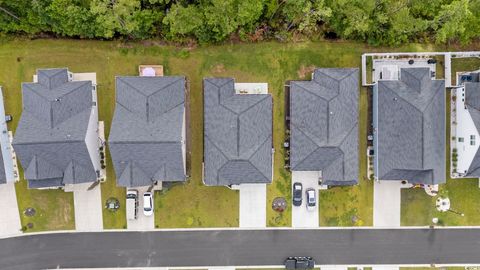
[2,39,480,231]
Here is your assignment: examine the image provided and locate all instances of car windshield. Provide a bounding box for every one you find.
[144,207,151,211]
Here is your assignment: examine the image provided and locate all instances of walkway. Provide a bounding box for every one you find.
[0,182,21,237]
[239,184,266,228]
[70,182,103,231]
[373,181,401,227]
[2,228,480,269]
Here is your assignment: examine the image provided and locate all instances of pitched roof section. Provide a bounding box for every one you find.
[289,68,359,185]
[464,82,480,177]
[203,78,272,186]
[13,68,97,188]
[376,68,445,184]
[108,76,186,187]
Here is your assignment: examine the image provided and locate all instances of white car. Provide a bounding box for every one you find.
[143,192,153,216]
[305,188,316,211]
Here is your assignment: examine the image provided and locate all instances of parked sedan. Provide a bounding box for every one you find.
[305,188,316,211]
[143,192,153,216]
[292,182,303,206]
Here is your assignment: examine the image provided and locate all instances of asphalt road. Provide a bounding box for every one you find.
[1,228,480,270]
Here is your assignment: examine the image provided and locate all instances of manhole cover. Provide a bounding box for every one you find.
[272,197,287,212]
[24,207,36,217]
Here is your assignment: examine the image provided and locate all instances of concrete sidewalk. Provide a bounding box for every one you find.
[373,181,402,227]
[71,182,103,231]
[0,182,21,237]
[239,184,266,228]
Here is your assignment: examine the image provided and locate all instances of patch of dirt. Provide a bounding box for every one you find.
[297,65,316,79]
[212,64,226,74]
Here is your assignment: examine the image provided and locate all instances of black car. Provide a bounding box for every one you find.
[292,182,303,206]
[285,256,315,269]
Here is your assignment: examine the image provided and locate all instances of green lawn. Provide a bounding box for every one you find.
[15,174,75,232]
[100,148,126,229]
[2,39,480,231]
[401,83,480,226]
[319,87,373,226]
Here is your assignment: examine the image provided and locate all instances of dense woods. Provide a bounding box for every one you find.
[0,0,479,45]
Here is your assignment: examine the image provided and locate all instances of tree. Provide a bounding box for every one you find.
[432,0,474,44]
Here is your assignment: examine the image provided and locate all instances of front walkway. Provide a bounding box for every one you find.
[373,181,401,227]
[127,186,155,231]
[70,182,103,231]
[239,184,266,228]
[291,171,319,228]
[0,182,21,237]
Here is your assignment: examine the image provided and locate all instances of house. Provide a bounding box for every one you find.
[13,68,101,189]
[108,76,187,187]
[373,67,446,185]
[203,78,273,187]
[0,87,18,184]
[451,70,480,178]
[289,68,359,186]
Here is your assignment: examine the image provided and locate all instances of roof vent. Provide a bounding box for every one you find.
[393,97,398,101]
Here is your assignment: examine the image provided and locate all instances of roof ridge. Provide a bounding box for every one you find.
[292,81,329,102]
[290,121,321,148]
[151,100,185,120]
[55,80,91,98]
[117,77,148,97]
[204,135,230,162]
[420,82,443,113]
[381,82,423,115]
[222,93,270,115]
[146,77,183,98]
[205,78,233,89]
[247,136,272,179]
[315,68,355,83]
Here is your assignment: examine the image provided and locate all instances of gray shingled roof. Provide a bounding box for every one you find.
[289,68,359,186]
[0,144,5,184]
[463,82,480,177]
[13,68,97,188]
[203,78,272,186]
[108,76,186,187]
[375,68,445,184]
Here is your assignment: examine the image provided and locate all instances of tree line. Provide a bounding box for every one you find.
[0,0,479,45]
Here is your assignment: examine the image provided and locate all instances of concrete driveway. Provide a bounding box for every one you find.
[127,186,154,231]
[69,182,103,231]
[0,182,21,237]
[373,180,402,227]
[291,171,319,228]
[239,184,266,227]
